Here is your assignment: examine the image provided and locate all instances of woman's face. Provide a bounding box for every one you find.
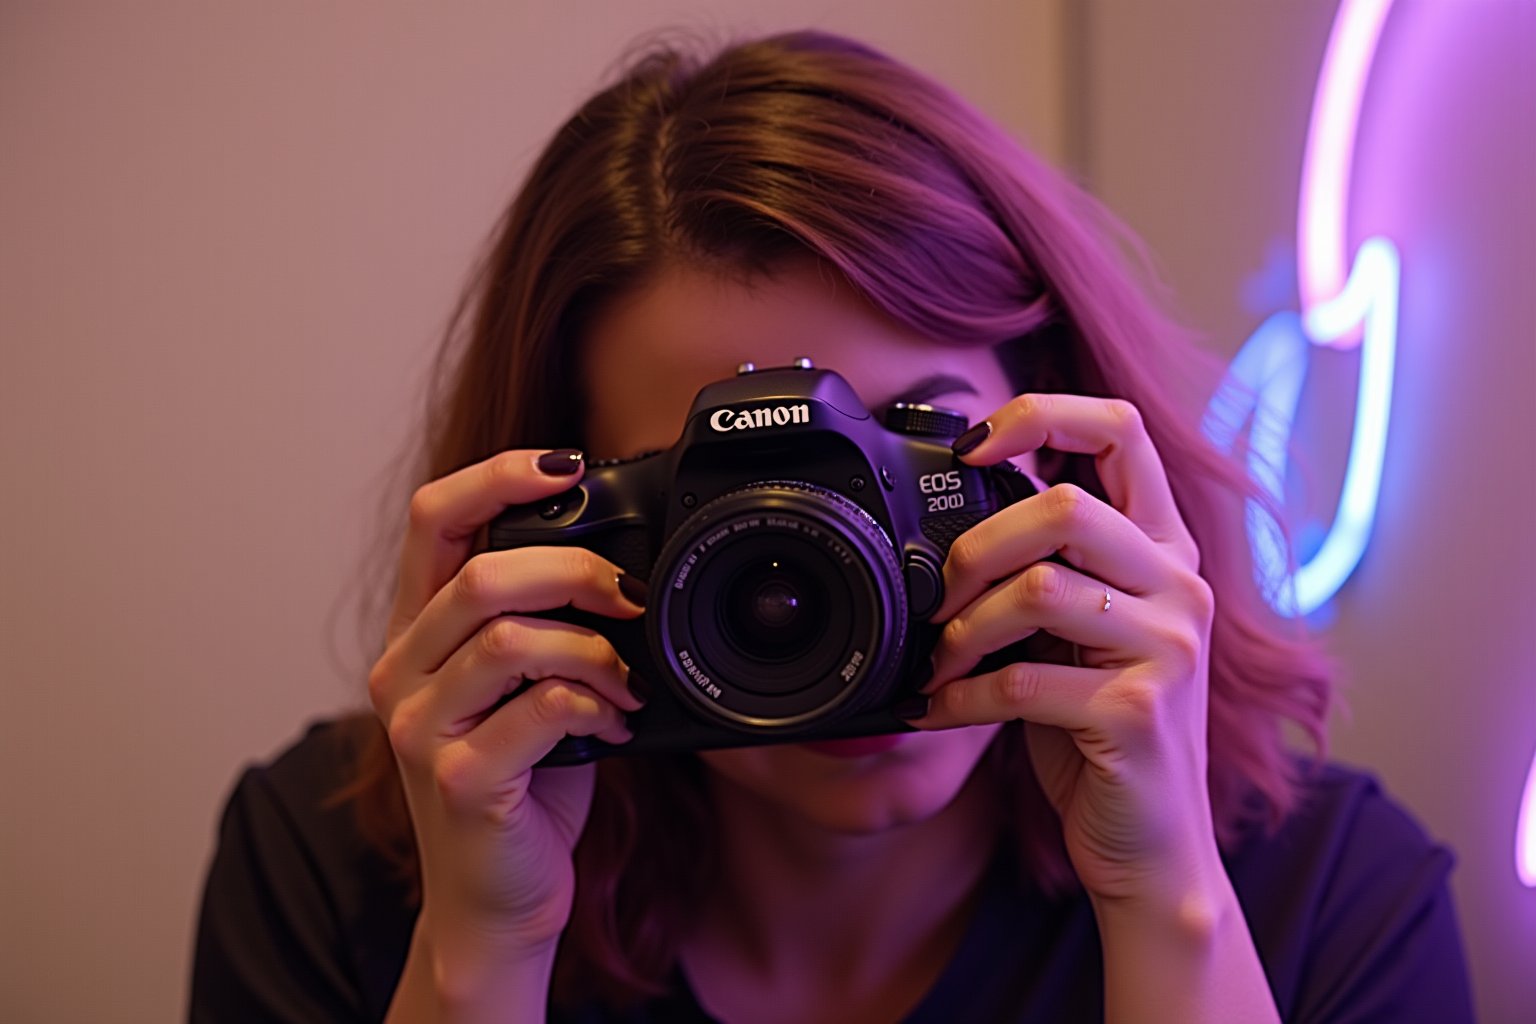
[581,259,1019,836]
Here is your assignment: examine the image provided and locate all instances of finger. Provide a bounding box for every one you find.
[910,659,1109,732]
[933,482,1180,623]
[422,615,642,729]
[928,561,1152,689]
[431,679,629,815]
[392,545,643,678]
[956,395,1197,565]
[392,449,586,634]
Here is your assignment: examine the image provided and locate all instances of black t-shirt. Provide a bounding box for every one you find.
[189,721,1476,1022]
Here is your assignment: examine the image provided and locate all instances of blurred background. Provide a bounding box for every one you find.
[2,1,1531,1020]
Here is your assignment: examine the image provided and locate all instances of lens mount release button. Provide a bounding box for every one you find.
[903,551,944,620]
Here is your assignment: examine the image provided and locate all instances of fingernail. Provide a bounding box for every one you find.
[893,696,930,720]
[910,656,934,692]
[628,670,653,703]
[951,421,991,457]
[616,572,648,609]
[536,449,584,475]
[617,663,646,709]
[920,652,946,694]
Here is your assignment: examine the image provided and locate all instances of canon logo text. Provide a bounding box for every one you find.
[708,404,811,433]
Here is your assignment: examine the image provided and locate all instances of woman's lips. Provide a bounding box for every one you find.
[797,733,909,759]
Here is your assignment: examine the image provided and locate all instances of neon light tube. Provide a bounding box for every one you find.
[1299,0,1396,337]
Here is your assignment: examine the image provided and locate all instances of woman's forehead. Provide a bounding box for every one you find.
[579,262,1011,458]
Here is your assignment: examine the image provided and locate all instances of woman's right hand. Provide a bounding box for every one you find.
[367,448,646,973]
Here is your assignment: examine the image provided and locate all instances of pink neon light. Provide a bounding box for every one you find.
[1522,745,1536,887]
[1297,0,1395,349]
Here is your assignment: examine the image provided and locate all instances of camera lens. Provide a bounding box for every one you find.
[720,560,825,663]
[715,551,839,680]
[752,580,798,628]
[648,482,907,731]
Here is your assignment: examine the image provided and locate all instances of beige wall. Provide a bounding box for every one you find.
[0,3,1064,1021]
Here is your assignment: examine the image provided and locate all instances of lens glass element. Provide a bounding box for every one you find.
[718,555,832,669]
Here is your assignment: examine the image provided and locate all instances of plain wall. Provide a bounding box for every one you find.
[0,3,1064,1021]
[1080,1,1536,1021]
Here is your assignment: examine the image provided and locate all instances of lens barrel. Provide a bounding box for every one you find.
[649,481,906,730]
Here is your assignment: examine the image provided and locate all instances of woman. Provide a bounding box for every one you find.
[191,30,1474,1023]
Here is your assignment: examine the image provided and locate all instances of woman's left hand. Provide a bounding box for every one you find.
[911,393,1221,911]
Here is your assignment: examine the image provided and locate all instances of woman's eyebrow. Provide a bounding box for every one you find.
[887,373,980,407]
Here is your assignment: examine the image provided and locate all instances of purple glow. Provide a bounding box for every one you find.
[1522,746,1536,887]
[1298,0,1396,347]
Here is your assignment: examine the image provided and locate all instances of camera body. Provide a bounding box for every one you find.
[489,361,1036,765]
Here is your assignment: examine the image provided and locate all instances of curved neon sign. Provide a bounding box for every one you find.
[1203,0,1398,617]
[1202,0,1536,889]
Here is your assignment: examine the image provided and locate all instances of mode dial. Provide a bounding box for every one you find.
[884,402,969,438]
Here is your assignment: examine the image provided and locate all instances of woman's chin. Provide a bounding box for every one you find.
[699,724,1003,837]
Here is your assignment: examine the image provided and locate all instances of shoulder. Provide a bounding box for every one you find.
[217,716,381,875]
[228,713,410,925]
[1226,759,1474,1022]
[193,715,414,1023]
[1226,759,1454,919]
[236,715,372,823]
[1231,759,1448,880]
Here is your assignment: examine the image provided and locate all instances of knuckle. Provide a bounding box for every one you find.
[945,532,985,582]
[455,554,501,606]
[590,634,624,677]
[484,449,532,490]
[431,746,477,809]
[997,662,1043,711]
[479,617,524,661]
[1156,624,1203,673]
[560,546,606,590]
[384,703,429,769]
[526,680,588,728]
[1015,562,1068,611]
[1007,393,1046,422]
[1109,677,1163,730]
[939,675,981,719]
[940,613,971,657]
[1105,397,1145,433]
[1044,483,1094,529]
[365,656,396,710]
[406,482,444,534]
[1180,572,1216,624]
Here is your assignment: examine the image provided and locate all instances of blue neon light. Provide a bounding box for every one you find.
[1204,240,1399,615]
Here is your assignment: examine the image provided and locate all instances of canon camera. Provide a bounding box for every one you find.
[488,360,1037,765]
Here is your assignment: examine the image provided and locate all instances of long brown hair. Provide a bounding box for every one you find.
[336,30,1331,1010]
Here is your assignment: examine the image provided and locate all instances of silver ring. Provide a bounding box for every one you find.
[1102,587,1112,612]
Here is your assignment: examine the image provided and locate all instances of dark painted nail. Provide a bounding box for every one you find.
[893,696,931,720]
[910,657,934,692]
[616,572,649,609]
[536,449,584,475]
[627,670,653,703]
[951,421,991,457]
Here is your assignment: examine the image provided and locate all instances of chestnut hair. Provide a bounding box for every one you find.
[334,30,1331,1011]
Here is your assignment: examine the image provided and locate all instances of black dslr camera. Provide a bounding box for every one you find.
[489,360,1037,765]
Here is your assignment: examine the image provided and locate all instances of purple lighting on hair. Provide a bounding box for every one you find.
[1299,0,1396,345]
